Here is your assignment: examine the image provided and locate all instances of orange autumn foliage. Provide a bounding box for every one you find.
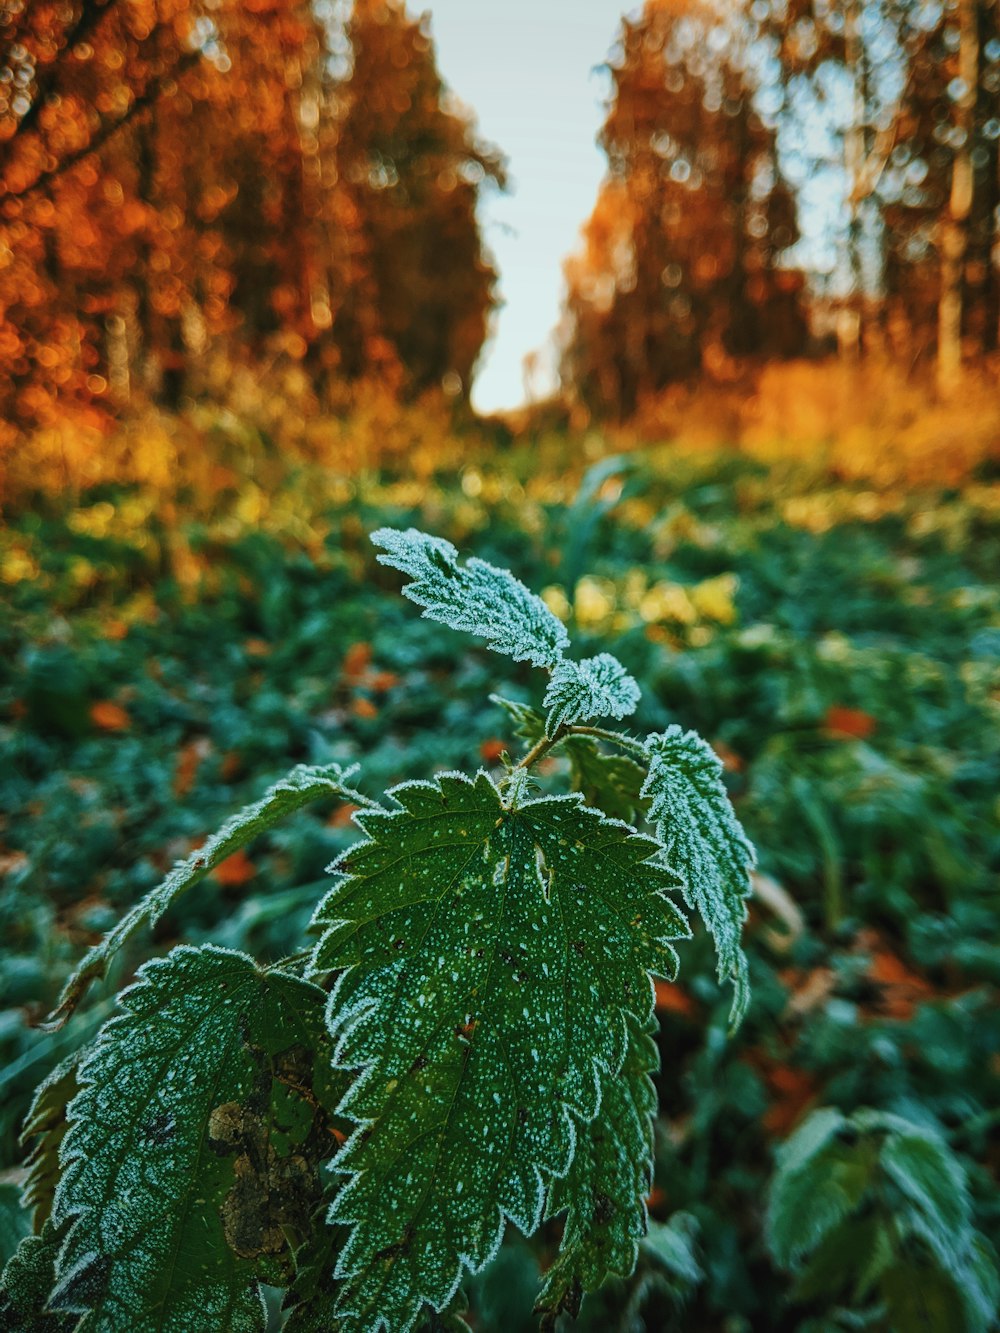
[211,847,256,887]
[0,0,503,447]
[89,699,130,731]
[824,706,877,740]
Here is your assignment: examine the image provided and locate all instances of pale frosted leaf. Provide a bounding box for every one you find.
[642,726,755,1025]
[880,1126,971,1266]
[372,528,569,668]
[536,1019,658,1320]
[310,771,687,1333]
[767,1110,870,1269]
[543,654,640,736]
[51,945,346,1330]
[642,1213,702,1289]
[45,761,365,1029]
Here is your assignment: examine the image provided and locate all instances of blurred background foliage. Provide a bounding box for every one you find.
[1,438,998,1329]
[1,0,999,1329]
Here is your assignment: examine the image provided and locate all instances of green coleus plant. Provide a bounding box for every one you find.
[0,528,755,1332]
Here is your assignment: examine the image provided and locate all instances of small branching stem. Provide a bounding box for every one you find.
[516,724,649,773]
[515,727,567,771]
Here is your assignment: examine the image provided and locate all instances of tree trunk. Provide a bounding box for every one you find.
[937,0,979,390]
[840,0,865,362]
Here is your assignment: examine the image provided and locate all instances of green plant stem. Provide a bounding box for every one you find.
[516,723,649,772]
[515,727,567,771]
[567,725,649,758]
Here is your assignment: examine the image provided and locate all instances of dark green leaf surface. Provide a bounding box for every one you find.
[0,1224,76,1333]
[536,1019,658,1319]
[310,771,687,1333]
[52,945,344,1331]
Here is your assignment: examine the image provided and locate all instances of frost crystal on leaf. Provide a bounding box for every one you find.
[536,1018,659,1320]
[372,527,569,668]
[51,945,345,1331]
[309,771,688,1333]
[44,761,364,1029]
[641,726,755,1026]
[543,653,641,736]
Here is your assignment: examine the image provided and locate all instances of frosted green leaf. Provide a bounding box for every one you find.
[543,653,640,736]
[641,726,755,1026]
[0,1224,76,1332]
[44,761,366,1029]
[310,771,688,1333]
[51,945,346,1330]
[536,1019,658,1320]
[20,1052,81,1233]
[372,528,569,668]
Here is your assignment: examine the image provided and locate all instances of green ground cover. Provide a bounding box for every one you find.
[1,437,998,1330]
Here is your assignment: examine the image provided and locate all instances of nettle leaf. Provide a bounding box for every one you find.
[51,945,346,1330]
[0,1224,76,1333]
[310,771,688,1333]
[642,1213,702,1291]
[543,653,640,736]
[45,761,365,1029]
[20,1052,82,1233]
[536,1018,658,1321]
[878,1121,971,1267]
[372,528,569,668]
[641,726,755,1026]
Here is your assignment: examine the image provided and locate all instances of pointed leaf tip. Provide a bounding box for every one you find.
[543,653,640,736]
[371,526,569,668]
[641,725,755,1026]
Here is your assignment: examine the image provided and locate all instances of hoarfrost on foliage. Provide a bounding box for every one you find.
[309,769,688,1333]
[543,652,641,736]
[51,945,340,1330]
[537,1017,659,1318]
[641,726,756,1026]
[371,527,569,668]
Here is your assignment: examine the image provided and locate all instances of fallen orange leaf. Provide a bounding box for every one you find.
[824,705,876,739]
[212,849,256,887]
[342,642,372,681]
[329,802,361,828]
[369,670,401,693]
[90,700,130,731]
[654,979,697,1018]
